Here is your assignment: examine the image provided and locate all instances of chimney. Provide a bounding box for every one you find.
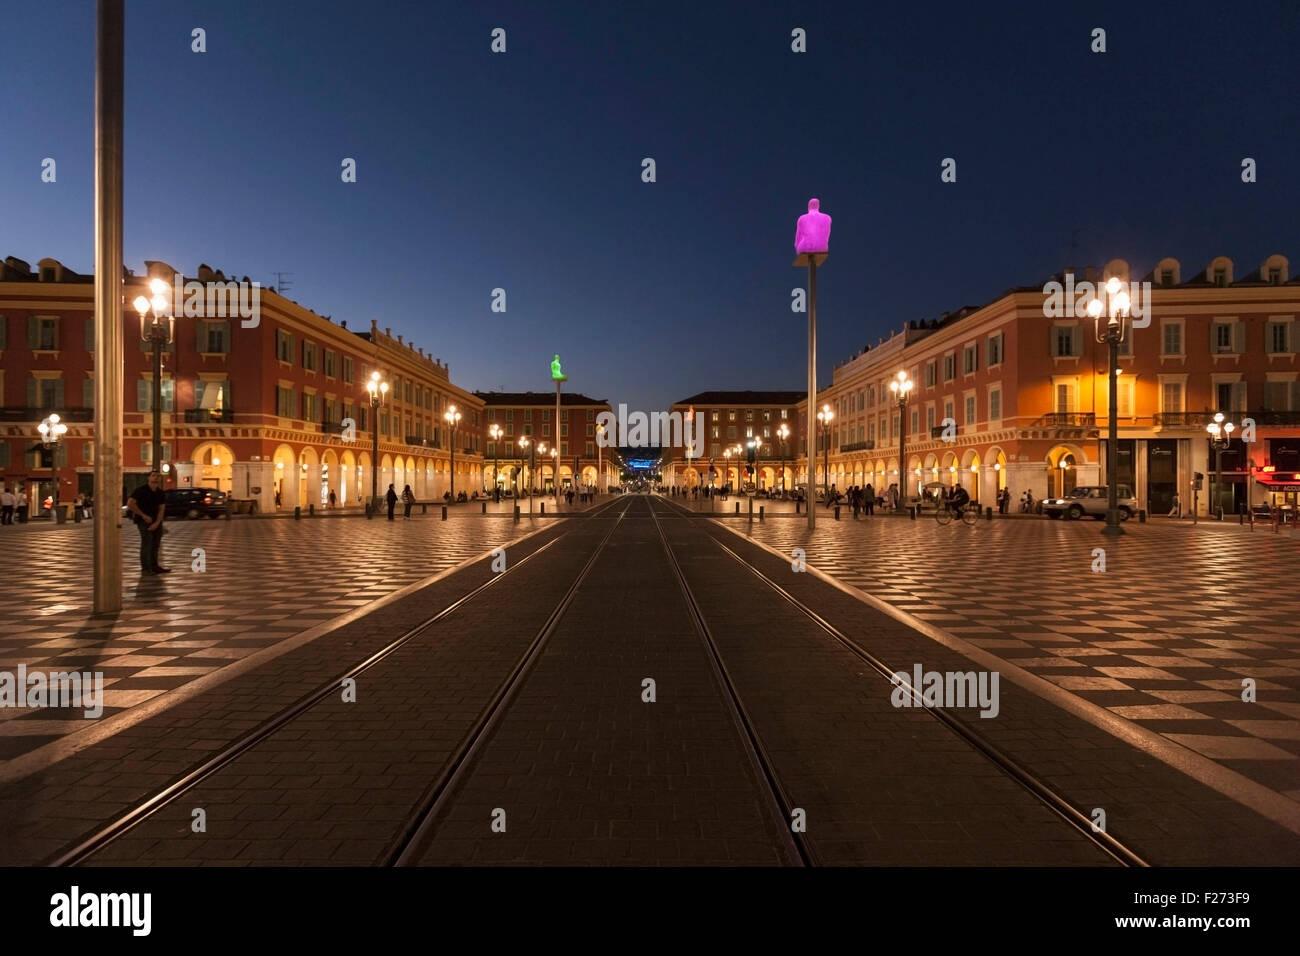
[385,327,391,337]
[341,320,348,329]
[397,334,403,344]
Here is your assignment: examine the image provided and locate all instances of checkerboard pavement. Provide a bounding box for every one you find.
[0,514,552,764]
[716,511,1300,802]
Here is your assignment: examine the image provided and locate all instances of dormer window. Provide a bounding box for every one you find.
[1269,268,1282,285]
[40,267,55,282]
[1160,270,1174,287]
[1213,269,1226,287]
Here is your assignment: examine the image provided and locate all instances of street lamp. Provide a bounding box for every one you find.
[519,435,534,515]
[776,424,790,494]
[816,404,834,502]
[365,370,388,509]
[444,404,462,502]
[889,370,913,511]
[746,436,762,492]
[38,413,68,518]
[489,423,503,502]
[133,279,174,483]
[596,422,605,494]
[1088,277,1130,536]
[1206,412,1235,520]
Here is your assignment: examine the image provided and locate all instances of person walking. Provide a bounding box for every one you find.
[126,471,169,574]
[1,486,13,525]
[1168,492,1181,518]
[16,489,28,523]
[863,482,875,517]
[850,485,861,519]
[328,489,336,510]
[386,483,398,521]
[401,484,415,519]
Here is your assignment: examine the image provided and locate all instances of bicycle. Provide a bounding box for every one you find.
[934,500,978,526]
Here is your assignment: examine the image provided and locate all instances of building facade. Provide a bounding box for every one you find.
[667,391,806,491]
[475,391,614,492]
[801,253,1300,515]
[0,256,483,514]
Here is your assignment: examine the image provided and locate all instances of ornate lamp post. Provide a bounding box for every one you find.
[1088,278,1130,536]
[444,404,462,502]
[38,413,68,518]
[776,423,790,494]
[1206,412,1235,520]
[889,370,913,511]
[365,371,388,508]
[519,435,534,515]
[133,280,174,482]
[489,423,503,501]
[816,404,834,501]
[746,435,762,492]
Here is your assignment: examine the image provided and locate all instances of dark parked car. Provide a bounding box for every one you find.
[164,487,228,519]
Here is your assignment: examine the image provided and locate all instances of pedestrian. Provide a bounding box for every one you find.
[16,489,28,523]
[275,488,282,509]
[1,486,13,525]
[826,483,837,509]
[863,482,875,516]
[84,493,93,519]
[126,470,169,574]
[386,483,398,520]
[851,485,861,519]
[328,489,336,509]
[401,484,415,518]
[1168,493,1180,518]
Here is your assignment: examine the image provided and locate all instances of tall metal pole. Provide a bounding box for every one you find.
[93,0,124,614]
[807,259,817,531]
[152,339,163,479]
[370,401,378,504]
[449,423,456,502]
[555,380,562,506]
[898,397,906,511]
[1103,338,1123,535]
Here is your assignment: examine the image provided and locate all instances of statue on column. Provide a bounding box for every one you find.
[551,354,567,382]
[795,198,832,255]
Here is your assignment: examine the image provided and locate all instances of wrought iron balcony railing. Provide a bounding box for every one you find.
[185,408,235,424]
[1034,413,1096,427]
[0,406,94,423]
[839,440,875,453]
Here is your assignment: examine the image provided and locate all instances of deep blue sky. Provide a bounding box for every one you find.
[3,0,1296,412]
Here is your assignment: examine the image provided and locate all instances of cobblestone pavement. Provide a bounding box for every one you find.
[0,511,564,768]
[703,505,1300,802]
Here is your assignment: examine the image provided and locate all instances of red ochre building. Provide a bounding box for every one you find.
[0,256,483,514]
[475,391,614,493]
[800,253,1300,515]
[666,391,807,491]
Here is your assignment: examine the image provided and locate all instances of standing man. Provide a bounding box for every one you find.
[16,488,28,523]
[0,486,13,525]
[126,471,170,574]
[386,483,398,521]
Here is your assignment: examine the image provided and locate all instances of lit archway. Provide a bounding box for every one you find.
[192,441,234,492]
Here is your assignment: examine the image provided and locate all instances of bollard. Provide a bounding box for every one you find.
[986,507,992,522]
[834,505,840,521]
[365,502,372,519]
[1238,511,1244,525]
[734,502,740,514]
[795,499,800,514]
[309,504,315,516]
[225,502,232,521]
[482,501,487,514]
[294,506,301,520]
[514,505,520,523]
[74,506,83,523]
[541,502,545,515]
[759,505,764,521]
[1139,509,1147,523]
[748,498,753,522]
[422,503,428,515]
[910,505,917,520]
[441,505,447,520]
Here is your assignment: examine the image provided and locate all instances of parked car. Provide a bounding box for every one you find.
[164,487,228,519]
[1042,485,1136,521]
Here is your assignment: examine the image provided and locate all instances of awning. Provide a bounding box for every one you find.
[1256,476,1300,492]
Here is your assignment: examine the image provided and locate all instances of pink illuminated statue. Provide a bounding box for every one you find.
[794,198,831,255]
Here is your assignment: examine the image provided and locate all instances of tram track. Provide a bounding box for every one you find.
[657,494,1147,867]
[48,495,631,867]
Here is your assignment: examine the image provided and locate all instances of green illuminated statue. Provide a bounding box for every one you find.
[551,354,567,382]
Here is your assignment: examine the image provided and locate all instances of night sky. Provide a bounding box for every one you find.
[2,0,1296,413]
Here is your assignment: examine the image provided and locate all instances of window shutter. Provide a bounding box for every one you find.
[137,380,151,412]
[221,320,231,352]
[1071,327,1082,357]
[83,377,94,409]
[53,378,65,407]
[85,316,95,351]
[1291,382,1300,412]
[197,320,206,353]
[55,443,68,467]
[28,316,39,348]
[1233,322,1245,354]
[1232,382,1247,412]
[27,377,37,407]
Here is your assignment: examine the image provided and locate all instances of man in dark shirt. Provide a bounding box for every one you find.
[126,471,169,574]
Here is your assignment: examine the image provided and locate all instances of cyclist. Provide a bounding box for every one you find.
[947,484,970,516]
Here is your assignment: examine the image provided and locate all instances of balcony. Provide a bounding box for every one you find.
[839,440,875,453]
[1035,413,1095,427]
[1153,412,1209,428]
[1156,410,1300,428]
[0,406,94,423]
[1246,410,1300,426]
[404,435,436,448]
[321,420,346,434]
[184,408,235,424]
